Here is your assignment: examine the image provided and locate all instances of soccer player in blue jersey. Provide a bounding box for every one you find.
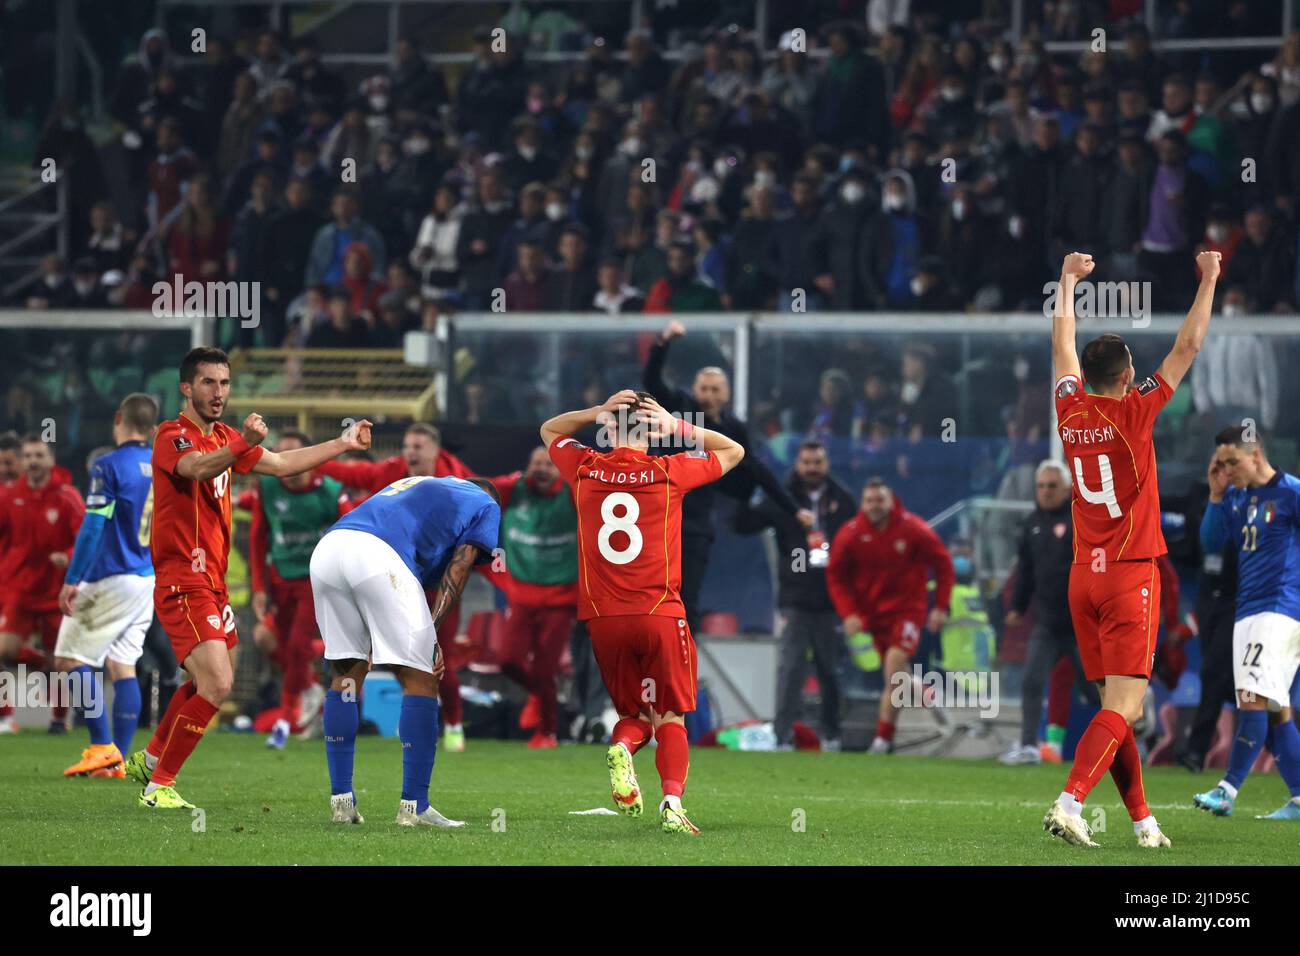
[1194,425,1300,821]
[53,394,159,778]
[310,474,501,826]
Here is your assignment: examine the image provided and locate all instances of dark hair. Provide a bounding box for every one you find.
[467,476,502,506]
[1214,424,1263,450]
[118,393,159,434]
[864,476,890,492]
[21,432,47,447]
[279,429,313,447]
[406,422,441,445]
[0,431,19,453]
[179,346,230,385]
[1080,333,1130,388]
[797,438,827,456]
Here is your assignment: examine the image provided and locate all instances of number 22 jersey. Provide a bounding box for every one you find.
[1054,371,1173,565]
[548,439,722,620]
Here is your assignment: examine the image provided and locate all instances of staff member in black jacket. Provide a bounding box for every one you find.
[1176,457,1238,772]
[734,439,856,750]
[643,320,802,633]
[1000,460,1090,765]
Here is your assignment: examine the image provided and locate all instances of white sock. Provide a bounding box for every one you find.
[143,782,160,796]
[273,718,290,732]
[445,723,462,733]
[660,794,682,812]
[1218,780,1238,800]
[1133,815,1159,835]
[144,751,159,770]
[1057,792,1083,817]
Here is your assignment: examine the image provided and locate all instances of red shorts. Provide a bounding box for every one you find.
[155,585,238,665]
[587,614,697,717]
[871,614,924,657]
[1068,559,1159,682]
[0,602,60,648]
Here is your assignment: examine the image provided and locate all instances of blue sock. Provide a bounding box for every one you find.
[324,689,359,796]
[111,677,141,755]
[1224,710,1269,792]
[399,695,439,813]
[74,666,112,746]
[1267,718,1300,798]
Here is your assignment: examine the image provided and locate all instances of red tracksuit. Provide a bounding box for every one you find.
[317,449,474,725]
[826,501,954,657]
[0,471,85,646]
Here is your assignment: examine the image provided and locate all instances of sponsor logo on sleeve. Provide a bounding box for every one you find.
[687,450,708,459]
[1056,377,1079,400]
[173,436,194,452]
[1136,376,1159,395]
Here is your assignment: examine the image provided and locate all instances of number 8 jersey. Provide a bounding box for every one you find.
[1054,371,1174,565]
[548,438,723,619]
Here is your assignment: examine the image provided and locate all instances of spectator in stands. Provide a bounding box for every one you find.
[261,178,322,324]
[284,284,329,347]
[1098,129,1151,280]
[852,365,901,440]
[146,117,199,235]
[809,369,855,439]
[1227,204,1296,312]
[692,217,727,295]
[307,287,369,348]
[503,239,549,311]
[1116,79,1153,138]
[1140,131,1210,310]
[304,188,386,289]
[1011,115,1066,285]
[769,173,824,312]
[371,289,417,347]
[644,240,722,313]
[1266,86,1300,215]
[322,98,378,173]
[457,168,514,310]
[593,257,643,314]
[456,27,528,149]
[222,128,286,216]
[410,184,463,302]
[906,255,961,311]
[808,165,874,310]
[68,258,106,309]
[197,35,247,139]
[1054,121,1109,261]
[1192,285,1279,431]
[734,438,856,751]
[725,184,778,309]
[621,30,670,104]
[1226,73,1278,190]
[111,29,172,129]
[898,342,957,437]
[164,174,231,283]
[1197,203,1243,276]
[502,117,558,191]
[340,242,385,321]
[935,184,993,305]
[544,224,596,312]
[228,171,278,342]
[216,71,264,184]
[287,139,331,213]
[1115,22,1165,101]
[289,35,346,114]
[594,120,650,227]
[497,182,552,280]
[83,201,129,275]
[388,37,447,115]
[248,29,290,94]
[360,136,411,260]
[861,169,924,309]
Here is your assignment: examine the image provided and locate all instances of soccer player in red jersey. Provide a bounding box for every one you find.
[125,347,372,809]
[542,389,744,834]
[316,422,475,751]
[1042,249,1221,847]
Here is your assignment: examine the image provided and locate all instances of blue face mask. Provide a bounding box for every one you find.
[952,556,972,579]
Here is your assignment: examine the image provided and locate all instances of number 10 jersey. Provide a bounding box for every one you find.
[1054,370,1173,565]
[548,438,722,620]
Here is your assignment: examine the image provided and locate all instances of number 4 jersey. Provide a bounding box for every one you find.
[548,438,723,620]
[151,415,265,590]
[1054,371,1173,564]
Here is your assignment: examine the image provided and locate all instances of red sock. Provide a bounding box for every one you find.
[654,722,689,798]
[875,719,896,742]
[151,694,218,787]
[612,717,653,755]
[1065,709,1130,803]
[147,681,197,759]
[1108,724,1150,821]
[0,703,12,718]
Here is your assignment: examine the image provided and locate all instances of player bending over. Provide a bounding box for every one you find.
[125,347,372,809]
[1193,427,1300,820]
[55,394,158,778]
[310,474,500,827]
[1042,249,1219,848]
[541,390,744,835]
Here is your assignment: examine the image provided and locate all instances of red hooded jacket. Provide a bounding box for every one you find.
[826,499,954,627]
[316,448,474,503]
[0,470,85,610]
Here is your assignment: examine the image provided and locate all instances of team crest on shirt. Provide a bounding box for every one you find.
[1136,376,1159,395]
[45,508,59,524]
[1247,504,1257,523]
[1053,522,1067,538]
[1056,378,1078,400]
[1262,501,1276,523]
[894,539,906,553]
[173,435,194,451]
[207,615,222,630]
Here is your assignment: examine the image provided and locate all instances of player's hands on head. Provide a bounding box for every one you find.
[1196,249,1222,281]
[242,413,269,446]
[597,389,640,424]
[1061,252,1095,279]
[341,419,373,451]
[635,393,679,442]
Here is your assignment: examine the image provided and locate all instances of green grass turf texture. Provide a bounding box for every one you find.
[2,733,1295,865]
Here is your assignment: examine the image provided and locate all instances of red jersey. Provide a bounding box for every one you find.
[1054,371,1173,564]
[317,449,473,502]
[826,501,954,626]
[548,439,722,620]
[151,415,265,590]
[0,473,84,611]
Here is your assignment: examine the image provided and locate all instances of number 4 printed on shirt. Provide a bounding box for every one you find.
[1073,455,1121,518]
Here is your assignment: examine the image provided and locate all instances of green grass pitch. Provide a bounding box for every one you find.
[2,733,1296,865]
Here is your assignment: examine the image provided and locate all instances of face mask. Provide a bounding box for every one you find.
[518,144,538,161]
[1206,223,1228,243]
[621,138,642,156]
[952,555,973,579]
[900,381,922,403]
[575,145,593,161]
[941,86,963,102]
[988,54,1007,72]
[75,280,96,296]
[44,273,64,289]
[686,159,703,174]
[405,138,430,156]
[369,94,389,112]
[1223,303,1242,317]
[713,158,732,179]
[526,96,545,113]
[1014,357,1029,381]
[909,276,927,297]
[754,170,776,189]
[1008,215,1025,239]
[840,182,865,204]
[951,199,966,220]
[545,202,566,221]
[1251,93,1274,114]
[882,192,904,212]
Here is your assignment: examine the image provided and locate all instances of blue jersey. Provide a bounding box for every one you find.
[1201,471,1300,621]
[328,475,500,588]
[65,441,154,585]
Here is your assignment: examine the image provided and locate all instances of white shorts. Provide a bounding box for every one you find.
[54,573,155,668]
[309,529,437,673]
[1233,611,1300,710]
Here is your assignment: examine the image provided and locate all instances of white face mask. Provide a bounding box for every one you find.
[621,138,642,156]
[754,170,776,189]
[909,276,927,297]
[840,182,866,204]
[900,381,922,403]
[951,199,966,220]
[575,145,593,160]
[518,144,538,161]
[44,273,64,289]
[369,94,389,112]
[405,138,430,156]
[882,192,905,212]
[75,279,96,296]
[1223,303,1242,317]
[988,54,1007,72]
[1207,223,1228,243]
[1008,215,1025,239]
[713,158,732,179]
[545,202,566,221]
[941,86,963,102]
[1250,93,1275,114]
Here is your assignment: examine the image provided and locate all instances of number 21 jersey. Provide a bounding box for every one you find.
[1054,371,1173,565]
[548,438,722,619]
